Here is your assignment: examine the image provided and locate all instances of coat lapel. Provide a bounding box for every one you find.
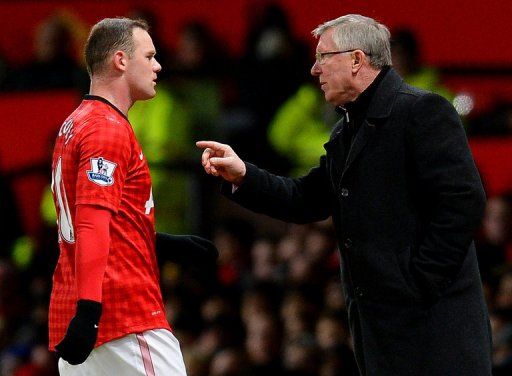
[366,68,403,119]
[341,120,376,180]
[323,118,346,177]
[340,68,404,180]
[324,68,405,184]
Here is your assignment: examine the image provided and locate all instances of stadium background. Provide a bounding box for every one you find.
[0,0,511,375]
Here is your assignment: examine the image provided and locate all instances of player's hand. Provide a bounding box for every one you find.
[196,141,246,185]
[156,232,219,268]
[56,300,102,365]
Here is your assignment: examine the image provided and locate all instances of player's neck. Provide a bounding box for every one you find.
[89,77,133,116]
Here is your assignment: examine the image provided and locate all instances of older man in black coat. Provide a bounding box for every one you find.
[197,14,492,376]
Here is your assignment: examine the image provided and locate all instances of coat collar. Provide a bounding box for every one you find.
[324,68,403,180]
[365,67,404,120]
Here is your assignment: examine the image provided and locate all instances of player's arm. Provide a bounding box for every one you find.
[197,141,333,223]
[155,232,218,270]
[56,204,111,365]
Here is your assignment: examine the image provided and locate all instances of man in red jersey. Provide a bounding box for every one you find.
[49,18,216,375]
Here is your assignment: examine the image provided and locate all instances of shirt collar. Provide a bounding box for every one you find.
[84,94,129,122]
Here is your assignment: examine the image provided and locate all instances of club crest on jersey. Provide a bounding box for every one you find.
[87,157,117,186]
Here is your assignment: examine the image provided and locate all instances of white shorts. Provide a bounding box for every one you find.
[58,329,187,376]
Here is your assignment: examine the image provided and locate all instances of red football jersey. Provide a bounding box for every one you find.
[49,95,170,350]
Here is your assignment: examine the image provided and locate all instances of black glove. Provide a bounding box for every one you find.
[56,299,102,365]
[155,232,219,270]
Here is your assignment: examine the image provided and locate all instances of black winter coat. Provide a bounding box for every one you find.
[223,68,492,375]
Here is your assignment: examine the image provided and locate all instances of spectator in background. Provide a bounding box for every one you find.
[212,218,253,289]
[240,284,279,327]
[240,3,310,119]
[0,258,56,376]
[250,238,279,283]
[209,348,247,376]
[244,313,284,374]
[315,310,358,375]
[495,271,512,312]
[0,170,24,259]
[171,21,227,79]
[320,347,359,376]
[170,21,226,141]
[493,323,512,376]
[391,28,453,101]
[315,311,349,352]
[280,289,319,343]
[0,261,26,374]
[10,14,88,92]
[8,344,57,376]
[0,168,54,376]
[323,279,346,312]
[476,195,512,286]
[283,336,320,376]
[492,270,512,375]
[224,3,310,173]
[267,80,338,176]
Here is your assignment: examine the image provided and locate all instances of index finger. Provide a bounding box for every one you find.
[196,140,226,151]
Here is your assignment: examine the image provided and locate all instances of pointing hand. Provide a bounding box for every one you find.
[196,141,246,185]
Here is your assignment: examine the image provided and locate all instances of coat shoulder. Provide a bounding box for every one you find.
[397,82,452,107]
[394,83,456,118]
[397,82,429,101]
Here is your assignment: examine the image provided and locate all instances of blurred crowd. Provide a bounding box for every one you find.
[1,4,512,376]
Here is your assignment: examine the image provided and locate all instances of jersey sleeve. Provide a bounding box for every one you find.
[75,117,131,213]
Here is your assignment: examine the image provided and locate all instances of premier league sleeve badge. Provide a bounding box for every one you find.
[87,157,117,186]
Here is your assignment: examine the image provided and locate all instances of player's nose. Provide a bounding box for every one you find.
[154,59,162,73]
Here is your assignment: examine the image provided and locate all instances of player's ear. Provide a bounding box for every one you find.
[113,50,128,72]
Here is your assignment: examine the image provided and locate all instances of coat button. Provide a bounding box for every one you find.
[355,286,364,297]
[344,238,352,248]
[341,188,349,197]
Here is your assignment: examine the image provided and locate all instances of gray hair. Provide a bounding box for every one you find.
[312,14,391,69]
